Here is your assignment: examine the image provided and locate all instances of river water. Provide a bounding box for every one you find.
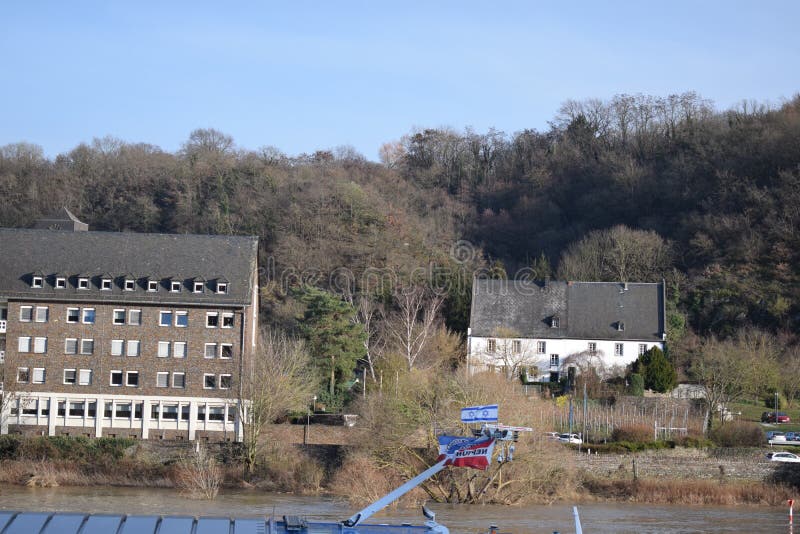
[0,486,790,533]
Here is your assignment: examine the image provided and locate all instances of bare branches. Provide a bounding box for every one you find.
[384,285,443,371]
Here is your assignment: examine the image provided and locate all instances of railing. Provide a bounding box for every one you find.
[0,319,6,333]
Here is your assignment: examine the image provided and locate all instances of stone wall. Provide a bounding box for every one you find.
[575,447,775,481]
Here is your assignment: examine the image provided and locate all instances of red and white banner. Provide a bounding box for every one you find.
[437,436,496,470]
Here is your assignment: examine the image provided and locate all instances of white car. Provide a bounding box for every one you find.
[767,452,800,463]
[558,433,583,444]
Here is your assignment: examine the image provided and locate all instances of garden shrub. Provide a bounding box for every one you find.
[708,421,764,447]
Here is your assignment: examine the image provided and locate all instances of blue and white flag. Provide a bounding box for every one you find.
[461,404,498,423]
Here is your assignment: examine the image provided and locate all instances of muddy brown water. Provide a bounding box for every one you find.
[0,486,790,533]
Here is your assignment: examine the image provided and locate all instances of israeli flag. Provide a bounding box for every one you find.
[461,404,499,423]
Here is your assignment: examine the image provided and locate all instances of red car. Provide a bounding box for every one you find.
[764,412,791,423]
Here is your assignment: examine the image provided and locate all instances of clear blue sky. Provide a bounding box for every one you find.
[1,1,798,160]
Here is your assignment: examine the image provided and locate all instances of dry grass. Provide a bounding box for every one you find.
[328,451,426,508]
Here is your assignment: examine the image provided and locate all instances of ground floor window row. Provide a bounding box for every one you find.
[16,367,233,390]
[482,339,652,357]
[17,336,236,359]
[9,398,237,423]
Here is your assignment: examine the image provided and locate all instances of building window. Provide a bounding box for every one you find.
[588,342,597,354]
[113,309,126,325]
[64,369,77,385]
[126,340,140,357]
[208,406,225,421]
[87,402,97,417]
[172,372,185,388]
[110,371,123,386]
[33,337,47,353]
[173,342,187,359]
[206,312,219,328]
[197,406,206,421]
[32,368,46,384]
[193,281,204,293]
[35,306,49,323]
[181,405,190,421]
[639,344,647,356]
[68,401,85,417]
[156,372,169,388]
[21,399,38,416]
[170,281,181,292]
[175,311,188,327]
[128,309,142,325]
[55,276,66,289]
[617,321,625,332]
[124,279,136,291]
[111,339,123,356]
[78,277,89,289]
[204,343,217,359]
[18,336,31,353]
[222,313,234,328]
[157,341,170,358]
[203,374,216,389]
[65,338,78,354]
[115,402,131,418]
[537,341,546,354]
[217,282,228,294]
[615,343,624,356]
[66,308,79,323]
[101,278,112,290]
[82,308,95,324]
[550,354,559,367]
[19,306,33,322]
[80,339,94,355]
[17,367,29,383]
[147,280,158,292]
[31,275,43,288]
[79,369,92,385]
[512,340,521,354]
[219,374,232,390]
[159,311,173,326]
[551,316,560,328]
[220,344,233,359]
[162,404,179,421]
[126,371,139,387]
[486,339,496,352]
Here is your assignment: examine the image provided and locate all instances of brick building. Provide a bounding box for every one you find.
[0,209,259,441]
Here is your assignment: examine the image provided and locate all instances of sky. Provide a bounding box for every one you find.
[1,1,798,160]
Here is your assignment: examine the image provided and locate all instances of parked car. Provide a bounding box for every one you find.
[766,452,800,463]
[558,433,583,444]
[767,431,786,441]
[785,432,798,441]
[763,412,791,424]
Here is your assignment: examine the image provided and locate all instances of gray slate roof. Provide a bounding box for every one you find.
[0,228,258,306]
[470,279,665,341]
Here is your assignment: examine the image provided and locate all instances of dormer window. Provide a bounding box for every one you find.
[193,281,204,293]
[170,280,182,293]
[147,280,158,292]
[55,277,66,289]
[124,279,136,291]
[77,277,89,290]
[31,275,43,288]
[216,282,228,294]
[551,316,560,328]
[101,278,112,291]
[617,321,625,332]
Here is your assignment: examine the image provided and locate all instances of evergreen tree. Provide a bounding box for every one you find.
[641,347,677,393]
[297,286,367,407]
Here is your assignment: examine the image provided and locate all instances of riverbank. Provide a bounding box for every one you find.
[0,433,795,507]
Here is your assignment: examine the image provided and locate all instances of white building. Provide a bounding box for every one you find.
[467,279,666,382]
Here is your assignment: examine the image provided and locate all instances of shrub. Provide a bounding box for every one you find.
[612,424,653,443]
[0,435,21,459]
[628,374,644,396]
[173,444,222,499]
[708,421,764,447]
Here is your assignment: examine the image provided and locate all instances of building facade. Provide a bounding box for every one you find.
[467,279,666,381]
[0,210,259,441]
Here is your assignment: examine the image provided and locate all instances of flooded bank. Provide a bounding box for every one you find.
[0,485,790,533]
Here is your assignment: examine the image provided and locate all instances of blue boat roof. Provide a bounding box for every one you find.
[0,512,436,534]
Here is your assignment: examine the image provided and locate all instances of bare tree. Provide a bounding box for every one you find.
[384,285,443,371]
[240,329,317,475]
[356,295,384,380]
[691,331,778,431]
[778,345,800,408]
[482,327,533,380]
